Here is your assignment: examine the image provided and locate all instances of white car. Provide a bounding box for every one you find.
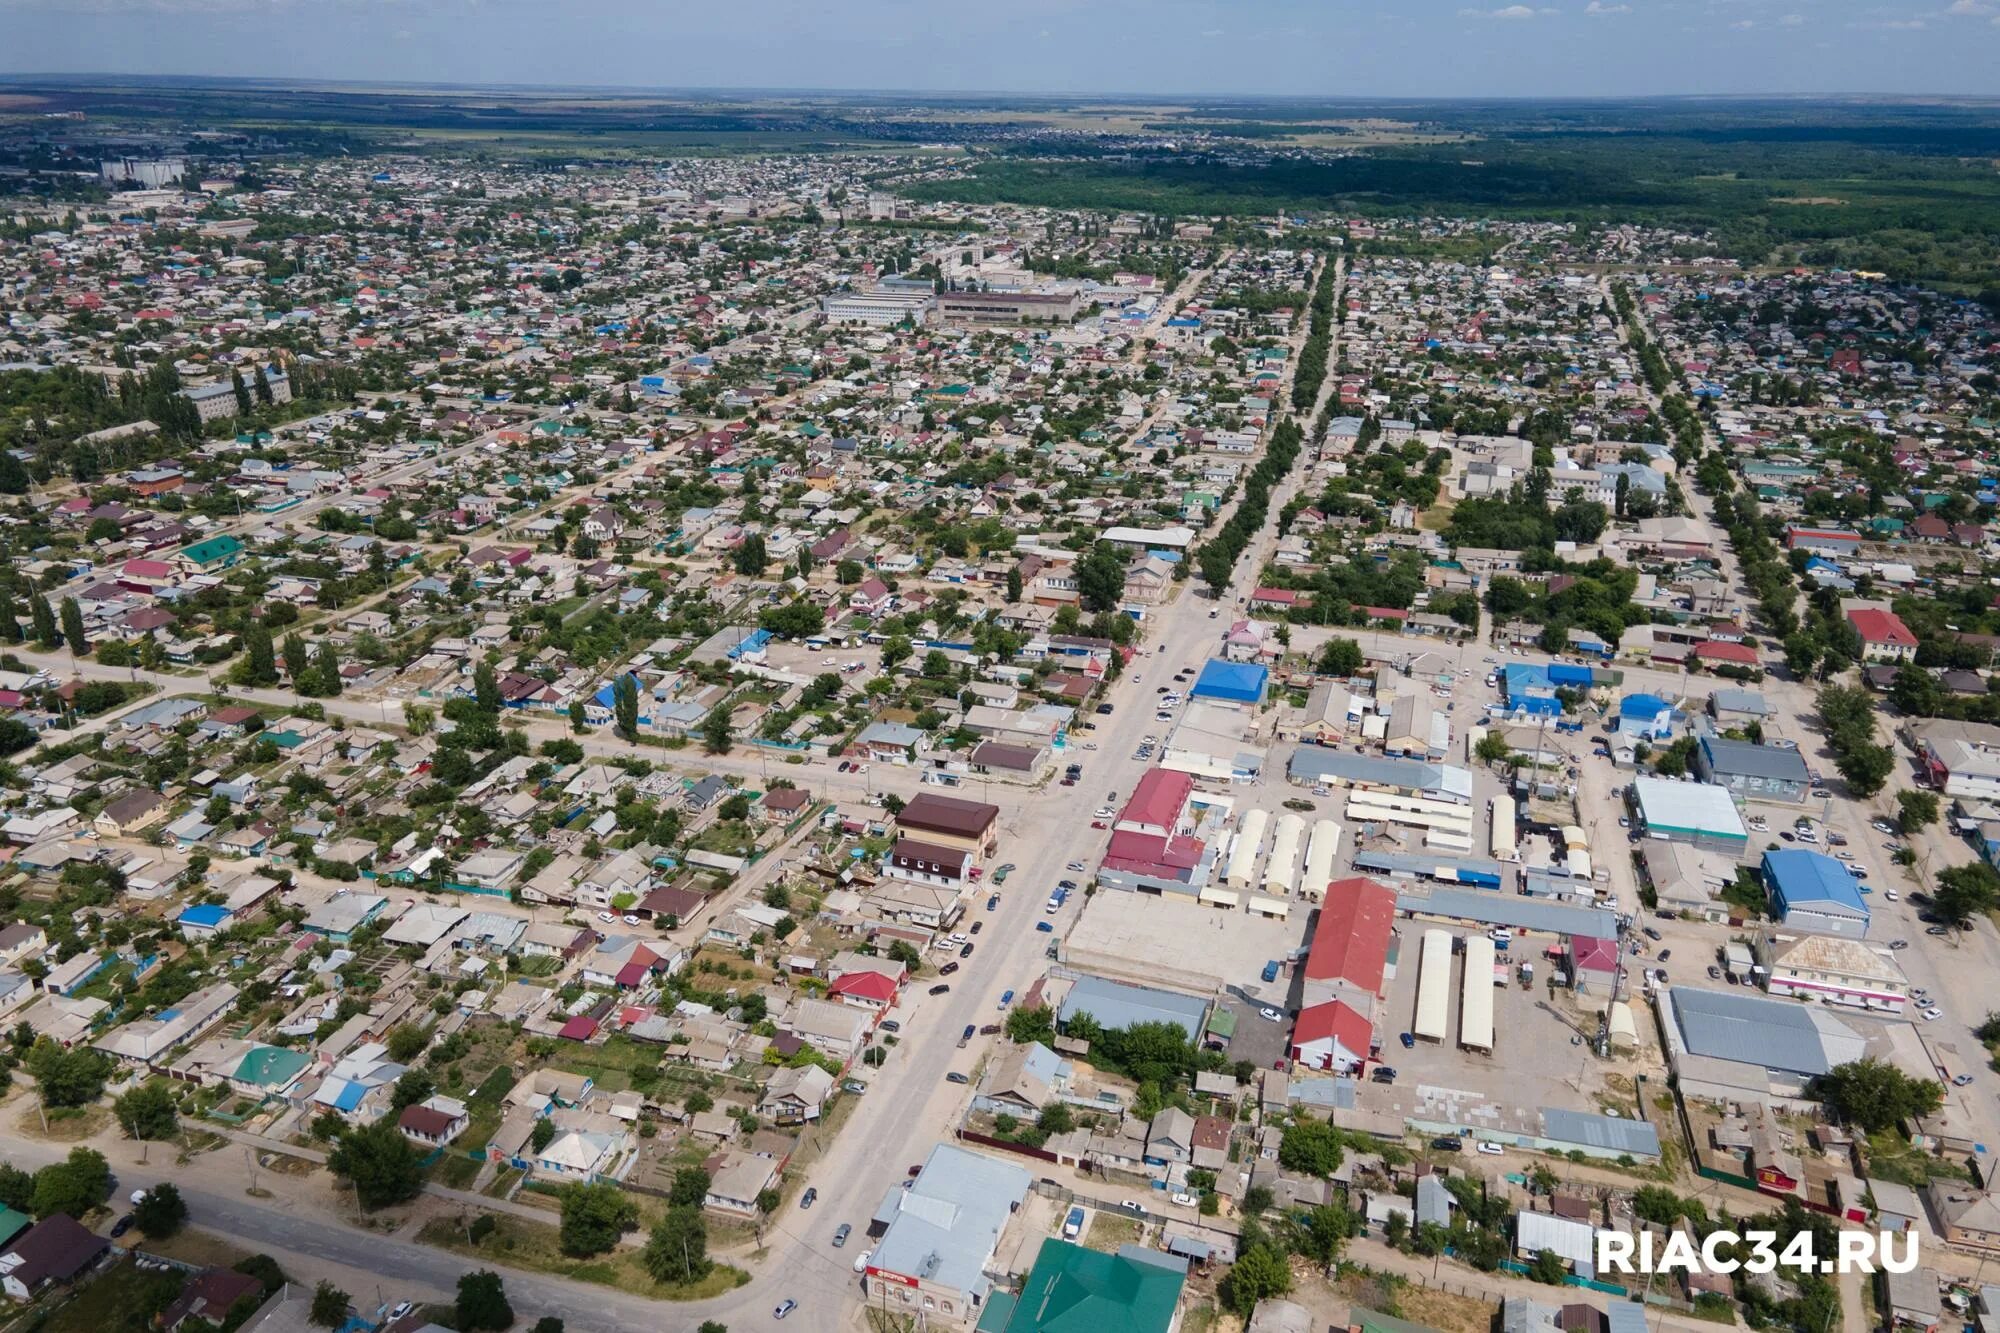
[1924,1007,1945,1021]
[1094,807,1116,819]
[596,911,615,923]
[1066,861,1086,873]
[1259,1007,1283,1022]
[1835,850,1856,861]
[853,1249,872,1274]
[1476,1142,1504,1156]
[622,914,641,926]
[1885,889,1900,902]
[1170,1192,1198,1207]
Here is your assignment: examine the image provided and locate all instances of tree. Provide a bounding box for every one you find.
[30,1148,110,1219]
[28,592,56,649]
[613,673,640,742]
[643,1205,711,1285]
[1220,1243,1292,1315]
[232,367,253,417]
[241,622,278,685]
[1075,543,1128,614]
[530,1117,558,1153]
[669,1166,711,1208]
[114,1080,179,1144]
[1295,1203,1356,1267]
[559,1181,639,1257]
[326,1118,424,1209]
[1811,1057,1945,1133]
[385,1024,430,1063]
[29,1041,106,1108]
[0,451,30,495]
[701,703,734,755]
[1007,566,1023,603]
[881,635,912,671]
[1316,637,1363,677]
[318,643,343,696]
[1474,731,1515,768]
[58,597,86,656]
[1933,863,2000,930]
[0,1165,31,1213]
[456,1269,514,1331]
[309,1281,350,1329]
[732,533,768,576]
[1896,789,1940,834]
[1528,1247,1569,1285]
[1832,740,1894,797]
[532,1320,565,1333]
[474,660,501,713]
[1277,1118,1345,1177]
[133,1182,189,1238]
[389,1068,435,1111]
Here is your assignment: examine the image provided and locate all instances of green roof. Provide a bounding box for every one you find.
[999,1240,1183,1333]
[180,534,244,566]
[0,1206,28,1247]
[234,1044,310,1088]
[1352,1307,1441,1333]
[1204,1008,1237,1039]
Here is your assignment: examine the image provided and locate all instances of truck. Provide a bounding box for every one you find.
[1261,960,1281,984]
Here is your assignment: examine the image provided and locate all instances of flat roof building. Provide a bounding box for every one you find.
[1762,849,1870,938]
[1630,777,1748,854]
[866,1143,1030,1325]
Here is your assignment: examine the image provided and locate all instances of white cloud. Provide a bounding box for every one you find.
[1460,3,1551,16]
[1945,0,1990,13]
[1777,12,1804,23]
[1585,1,1631,11]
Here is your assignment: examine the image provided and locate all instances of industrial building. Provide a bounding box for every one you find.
[1661,985,1873,1109]
[1287,748,1474,804]
[1692,733,1812,805]
[1190,659,1269,707]
[1628,777,1749,854]
[935,289,1083,324]
[1762,849,1870,938]
[1058,975,1209,1041]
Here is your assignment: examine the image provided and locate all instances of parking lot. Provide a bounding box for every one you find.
[1370,920,1631,1115]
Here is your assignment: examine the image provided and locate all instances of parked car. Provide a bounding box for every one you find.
[853,1249,872,1273]
[879,1019,901,1033]
[987,894,1000,911]
[1399,1031,1416,1048]
[1955,1074,1977,1087]
[1035,921,1053,933]
[775,1300,798,1320]
[959,942,975,959]
[1476,1142,1504,1156]
[946,1072,970,1085]
[1430,1136,1463,1152]
[969,921,983,935]
[800,1189,817,1210]
[833,1223,851,1247]
[939,962,959,975]
[1259,1007,1284,1022]
[110,1214,134,1238]
[929,983,951,995]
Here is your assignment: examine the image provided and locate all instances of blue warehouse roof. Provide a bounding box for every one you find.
[1763,848,1869,918]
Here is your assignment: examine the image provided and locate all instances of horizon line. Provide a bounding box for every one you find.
[3,71,1999,106]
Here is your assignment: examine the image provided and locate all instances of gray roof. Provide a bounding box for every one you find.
[1286,748,1473,803]
[1396,886,1620,939]
[1667,985,1866,1077]
[1059,975,1209,1040]
[1540,1107,1662,1158]
[1700,735,1810,783]
[868,1143,1029,1299]
[1709,688,1772,717]
[1416,1173,1454,1226]
[1353,849,1509,883]
[1632,776,1747,839]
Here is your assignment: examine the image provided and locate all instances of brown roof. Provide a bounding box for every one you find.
[0,1214,107,1290]
[397,1104,461,1137]
[209,705,262,726]
[1192,1114,1232,1152]
[762,788,811,812]
[639,885,706,921]
[890,837,969,871]
[162,1266,263,1331]
[971,741,1040,772]
[896,792,999,839]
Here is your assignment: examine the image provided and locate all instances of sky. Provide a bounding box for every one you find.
[1,0,1997,99]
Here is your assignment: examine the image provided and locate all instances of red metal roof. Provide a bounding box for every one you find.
[1302,877,1397,995]
[558,1016,598,1041]
[1847,607,1917,647]
[1117,768,1193,832]
[1693,640,1759,665]
[830,971,898,1001]
[1101,830,1205,879]
[1290,999,1373,1055]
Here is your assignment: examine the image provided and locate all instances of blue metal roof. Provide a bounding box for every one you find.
[1764,848,1869,917]
[177,904,231,927]
[1191,659,1268,703]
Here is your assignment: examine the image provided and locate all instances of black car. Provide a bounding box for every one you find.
[959,942,975,958]
[110,1214,134,1238]
[969,921,983,935]
[1641,927,1662,941]
[939,962,960,975]
[880,1019,901,1033]
[929,982,951,995]
[1430,1136,1464,1152]
[1095,704,1113,715]
[1371,1067,1397,1084]
[1657,948,1671,961]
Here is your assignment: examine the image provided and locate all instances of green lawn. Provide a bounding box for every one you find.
[415,1214,749,1300]
[44,1261,185,1333]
